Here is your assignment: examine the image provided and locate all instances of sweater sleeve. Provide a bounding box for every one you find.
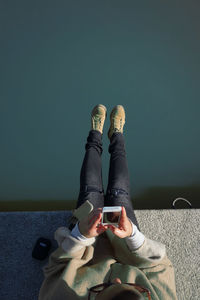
[54,225,96,255]
[70,222,95,242]
[124,219,145,250]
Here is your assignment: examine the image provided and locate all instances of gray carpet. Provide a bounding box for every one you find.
[0,209,199,300]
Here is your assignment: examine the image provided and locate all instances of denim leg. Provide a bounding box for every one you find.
[76,130,104,209]
[105,133,140,229]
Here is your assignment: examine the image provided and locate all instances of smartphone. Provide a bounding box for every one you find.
[101,206,122,226]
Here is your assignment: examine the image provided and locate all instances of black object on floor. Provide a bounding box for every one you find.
[32,237,52,260]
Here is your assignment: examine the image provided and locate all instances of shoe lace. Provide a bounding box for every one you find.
[113,117,123,131]
[93,115,102,129]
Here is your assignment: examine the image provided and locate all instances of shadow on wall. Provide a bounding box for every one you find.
[132,185,200,210]
[0,185,199,211]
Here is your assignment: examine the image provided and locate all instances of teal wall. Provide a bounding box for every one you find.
[1,1,200,209]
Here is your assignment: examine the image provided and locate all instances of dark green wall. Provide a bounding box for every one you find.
[1,1,200,210]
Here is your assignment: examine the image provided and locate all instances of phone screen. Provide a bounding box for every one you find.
[103,211,121,224]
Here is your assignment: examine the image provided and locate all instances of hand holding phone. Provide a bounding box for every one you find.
[103,206,133,238]
[78,208,107,238]
[78,206,132,239]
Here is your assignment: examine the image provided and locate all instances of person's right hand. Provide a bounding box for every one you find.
[107,206,133,238]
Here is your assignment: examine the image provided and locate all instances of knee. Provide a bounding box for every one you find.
[107,188,128,197]
[80,184,104,194]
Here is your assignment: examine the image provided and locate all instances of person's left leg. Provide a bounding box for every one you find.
[76,129,104,209]
[76,104,107,210]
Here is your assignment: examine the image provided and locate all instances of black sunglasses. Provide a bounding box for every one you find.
[88,282,151,300]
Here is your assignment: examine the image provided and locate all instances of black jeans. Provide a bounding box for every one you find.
[76,130,139,229]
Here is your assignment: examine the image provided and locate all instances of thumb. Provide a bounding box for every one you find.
[120,206,127,222]
[97,223,107,234]
[93,212,102,227]
[107,224,120,235]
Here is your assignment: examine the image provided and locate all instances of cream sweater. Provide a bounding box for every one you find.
[38,202,178,300]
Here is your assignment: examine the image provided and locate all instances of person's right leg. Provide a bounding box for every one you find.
[104,106,140,229]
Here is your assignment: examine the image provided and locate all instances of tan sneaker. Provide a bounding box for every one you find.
[108,105,125,139]
[91,104,107,134]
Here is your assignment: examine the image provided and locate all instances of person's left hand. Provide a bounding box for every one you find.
[78,208,108,238]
